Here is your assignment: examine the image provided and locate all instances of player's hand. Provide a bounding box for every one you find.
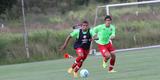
[90,38,99,41]
[64,53,73,59]
[91,34,98,41]
[93,38,99,40]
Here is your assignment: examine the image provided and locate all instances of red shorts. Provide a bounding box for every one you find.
[98,42,115,55]
[75,48,89,58]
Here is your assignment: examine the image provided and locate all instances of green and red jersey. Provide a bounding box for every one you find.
[70,28,96,49]
[93,24,116,45]
[70,28,95,39]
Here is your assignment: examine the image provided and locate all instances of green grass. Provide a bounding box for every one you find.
[0,47,160,80]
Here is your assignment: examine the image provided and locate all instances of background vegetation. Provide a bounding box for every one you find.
[0,0,160,65]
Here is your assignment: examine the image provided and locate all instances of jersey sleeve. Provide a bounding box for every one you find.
[89,28,96,37]
[70,29,79,38]
[111,25,116,37]
[93,25,100,33]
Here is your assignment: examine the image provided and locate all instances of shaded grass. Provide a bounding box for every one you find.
[0,47,160,80]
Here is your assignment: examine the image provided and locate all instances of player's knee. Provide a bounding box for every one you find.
[78,52,84,57]
[111,51,115,55]
[110,51,115,54]
[81,57,86,62]
[79,56,83,59]
[106,53,111,58]
[80,59,84,62]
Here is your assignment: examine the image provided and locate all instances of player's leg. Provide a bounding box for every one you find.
[82,49,89,61]
[76,49,89,70]
[109,51,116,72]
[108,42,116,72]
[74,49,89,78]
[67,48,83,75]
[98,44,111,68]
[73,48,85,77]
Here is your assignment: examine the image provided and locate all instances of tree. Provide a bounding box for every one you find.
[0,0,17,14]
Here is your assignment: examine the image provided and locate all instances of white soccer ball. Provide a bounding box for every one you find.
[80,69,89,78]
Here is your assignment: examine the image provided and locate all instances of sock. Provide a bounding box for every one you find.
[74,66,80,72]
[74,60,83,72]
[72,56,82,71]
[110,58,115,65]
[109,58,115,71]
[76,56,82,63]
[109,66,113,71]
[72,62,77,69]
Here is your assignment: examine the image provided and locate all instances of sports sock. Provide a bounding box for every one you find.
[72,62,77,69]
[109,58,115,71]
[74,60,83,72]
[74,66,80,72]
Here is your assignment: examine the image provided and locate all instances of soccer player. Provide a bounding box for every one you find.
[93,15,116,73]
[59,21,95,78]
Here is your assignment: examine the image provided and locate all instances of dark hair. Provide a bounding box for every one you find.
[104,15,112,20]
[82,20,89,24]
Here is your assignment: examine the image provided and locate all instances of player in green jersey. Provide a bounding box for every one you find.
[93,15,116,73]
[60,21,96,78]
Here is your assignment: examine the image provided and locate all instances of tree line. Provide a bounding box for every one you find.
[0,0,147,21]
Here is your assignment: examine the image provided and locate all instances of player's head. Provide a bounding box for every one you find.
[104,15,112,27]
[81,20,89,31]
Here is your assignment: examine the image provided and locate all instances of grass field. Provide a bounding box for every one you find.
[0,47,160,80]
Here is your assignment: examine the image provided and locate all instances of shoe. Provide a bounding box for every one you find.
[73,72,78,78]
[103,60,107,68]
[67,67,73,74]
[108,69,117,73]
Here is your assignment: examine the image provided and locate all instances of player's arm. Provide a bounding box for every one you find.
[59,35,72,51]
[93,25,99,34]
[92,25,100,41]
[59,29,78,51]
[110,25,116,40]
[90,28,98,41]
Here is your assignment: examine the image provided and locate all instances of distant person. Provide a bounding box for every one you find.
[59,21,96,78]
[72,24,81,29]
[93,15,116,73]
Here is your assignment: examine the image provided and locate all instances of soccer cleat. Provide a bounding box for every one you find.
[108,69,117,73]
[67,67,73,74]
[102,60,107,68]
[73,72,78,78]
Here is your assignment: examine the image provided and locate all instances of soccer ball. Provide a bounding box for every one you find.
[80,69,89,78]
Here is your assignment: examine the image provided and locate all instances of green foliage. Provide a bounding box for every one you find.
[0,22,160,65]
[0,0,160,65]
[113,20,160,49]
[0,0,20,21]
[0,30,69,64]
[0,39,9,60]
[0,0,17,14]
[49,16,63,23]
[28,29,75,60]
